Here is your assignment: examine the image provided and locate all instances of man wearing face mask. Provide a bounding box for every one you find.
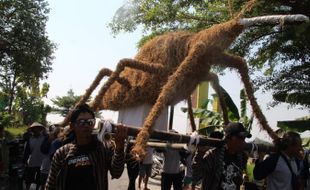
[45,103,127,190]
[23,122,46,190]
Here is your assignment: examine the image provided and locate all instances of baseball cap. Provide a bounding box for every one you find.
[224,122,252,138]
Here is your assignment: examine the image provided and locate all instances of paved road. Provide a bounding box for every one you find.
[109,166,161,190]
[26,167,161,190]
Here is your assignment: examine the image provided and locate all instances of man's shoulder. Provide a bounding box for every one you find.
[204,146,223,158]
[255,152,280,168]
[265,153,281,161]
[55,143,75,155]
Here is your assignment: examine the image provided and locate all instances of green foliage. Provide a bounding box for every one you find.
[109,0,233,44]
[51,89,82,117]
[256,63,310,109]
[5,126,27,140]
[183,88,253,135]
[0,0,55,81]
[246,162,255,182]
[0,91,9,111]
[0,111,14,127]
[0,0,55,115]
[13,81,51,126]
[239,89,254,132]
[277,120,310,133]
[220,86,240,121]
[195,107,224,126]
[0,81,51,127]
[51,89,102,118]
[181,98,224,134]
[231,0,310,109]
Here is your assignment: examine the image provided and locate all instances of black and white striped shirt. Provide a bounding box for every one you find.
[45,138,124,190]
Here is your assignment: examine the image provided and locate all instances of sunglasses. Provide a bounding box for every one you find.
[75,118,96,127]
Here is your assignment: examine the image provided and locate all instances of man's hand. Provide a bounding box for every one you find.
[114,124,128,152]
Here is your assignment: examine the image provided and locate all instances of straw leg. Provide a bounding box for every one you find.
[91,58,165,111]
[216,53,278,141]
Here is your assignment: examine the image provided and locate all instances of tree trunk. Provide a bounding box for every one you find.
[8,74,16,114]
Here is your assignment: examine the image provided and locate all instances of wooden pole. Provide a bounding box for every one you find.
[110,123,276,152]
[128,140,275,152]
[129,140,186,150]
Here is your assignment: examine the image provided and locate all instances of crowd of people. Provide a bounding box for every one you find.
[0,103,309,190]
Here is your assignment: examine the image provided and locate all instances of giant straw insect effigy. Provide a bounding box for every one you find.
[62,0,308,159]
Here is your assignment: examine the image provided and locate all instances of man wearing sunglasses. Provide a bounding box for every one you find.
[45,103,127,190]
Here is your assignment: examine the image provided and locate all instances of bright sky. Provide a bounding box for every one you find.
[45,0,309,139]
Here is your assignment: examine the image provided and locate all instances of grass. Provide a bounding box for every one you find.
[4,127,27,141]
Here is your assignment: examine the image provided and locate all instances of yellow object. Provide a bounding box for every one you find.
[196,82,209,108]
[212,94,222,113]
[194,82,209,129]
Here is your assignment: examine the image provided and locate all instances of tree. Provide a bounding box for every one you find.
[14,81,51,126]
[109,0,310,109]
[109,0,232,35]
[51,89,82,117]
[232,0,310,109]
[255,63,310,109]
[0,80,51,127]
[109,0,233,47]
[0,0,55,114]
[51,89,100,120]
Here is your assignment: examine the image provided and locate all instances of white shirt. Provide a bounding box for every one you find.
[266,154,297,190]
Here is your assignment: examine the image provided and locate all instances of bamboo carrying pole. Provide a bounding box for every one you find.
[108,123,276,152]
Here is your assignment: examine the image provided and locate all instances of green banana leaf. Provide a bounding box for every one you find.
[277,120,310,133]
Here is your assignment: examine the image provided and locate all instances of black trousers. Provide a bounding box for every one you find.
[24,166,41,185]
[126,154,139,190]
[161,172,183,190]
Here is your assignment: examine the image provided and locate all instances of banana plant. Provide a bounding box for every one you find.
[182,88,253,135]
[239,89,254,132]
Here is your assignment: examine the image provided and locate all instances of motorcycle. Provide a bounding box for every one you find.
[151,151,163,178]
[150,150,186,179]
